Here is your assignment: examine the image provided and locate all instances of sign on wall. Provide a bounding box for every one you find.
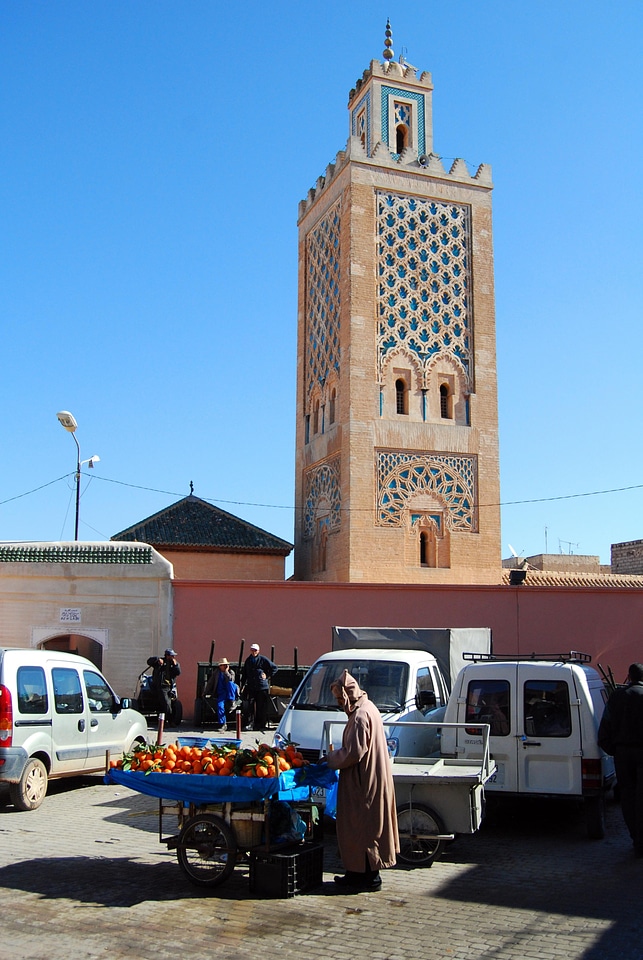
[59,608,81,624]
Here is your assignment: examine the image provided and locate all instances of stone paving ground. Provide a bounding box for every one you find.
[0,727,641,960]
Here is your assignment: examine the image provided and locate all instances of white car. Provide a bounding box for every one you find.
[0,647,148,810]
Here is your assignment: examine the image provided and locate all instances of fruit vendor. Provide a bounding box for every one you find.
[324,669,399,892]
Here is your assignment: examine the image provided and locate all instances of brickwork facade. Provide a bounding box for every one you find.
[294,47,500,583]
[611,539,643,576]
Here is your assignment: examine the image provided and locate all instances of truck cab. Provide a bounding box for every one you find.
[274,647,448,762]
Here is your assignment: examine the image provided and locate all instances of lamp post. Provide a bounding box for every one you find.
[56,411,100,541]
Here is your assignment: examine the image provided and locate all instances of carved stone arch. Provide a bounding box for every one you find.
[325,371,340,426]
[376,451,477,532]
[308,382,324,435]
[425,353,471,424]
[404,494,451,568]
[380,346,424,420]
[380,345,423,390]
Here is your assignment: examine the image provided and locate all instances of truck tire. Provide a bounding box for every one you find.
[9,758,48,811]
[585,794,606,840]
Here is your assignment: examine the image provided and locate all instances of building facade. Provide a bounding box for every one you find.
[294,26,501,583]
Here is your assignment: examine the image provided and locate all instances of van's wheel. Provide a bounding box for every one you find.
[396,803,446,866]
[177,814,237,886]
[9,758,48,811]
[585,794,606,840]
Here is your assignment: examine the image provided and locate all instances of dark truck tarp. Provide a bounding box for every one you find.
[331,627,492,691]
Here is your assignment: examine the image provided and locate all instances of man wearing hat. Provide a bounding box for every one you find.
[241,643,277,732]
[146,648,181,721]
[204,658,239,732]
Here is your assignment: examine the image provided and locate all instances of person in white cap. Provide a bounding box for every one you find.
[241,643,277,732]
[203,658,239,732]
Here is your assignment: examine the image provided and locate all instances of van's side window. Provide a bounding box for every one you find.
[17,666,48,714]
[52,667,84,714]
[465,679,510,736]
[523,680,572,738]
[83,670,114,713]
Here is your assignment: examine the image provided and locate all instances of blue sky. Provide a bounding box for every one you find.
[2,1,642,573]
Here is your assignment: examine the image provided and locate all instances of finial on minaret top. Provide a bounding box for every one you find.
[383,19,394,61]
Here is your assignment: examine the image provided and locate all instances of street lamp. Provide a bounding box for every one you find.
[56,411,100,541]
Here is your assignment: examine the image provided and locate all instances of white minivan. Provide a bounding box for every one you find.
[0,648,148,810]
[440,653,616,838]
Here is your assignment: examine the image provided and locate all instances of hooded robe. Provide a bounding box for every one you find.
[325,670,399,872]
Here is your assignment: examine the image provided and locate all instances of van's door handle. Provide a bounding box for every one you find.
[78,719,85,732]
[90,718,98,728]
[521,738,541,748]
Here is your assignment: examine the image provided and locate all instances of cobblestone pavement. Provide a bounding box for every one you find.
[0,728,641,960]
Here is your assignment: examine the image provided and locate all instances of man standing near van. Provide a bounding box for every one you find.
[241,643,276,732]
[598,662,643,856]
[147,649,181,721]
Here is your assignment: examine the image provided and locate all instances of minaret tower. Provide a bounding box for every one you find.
[294,23,501,583]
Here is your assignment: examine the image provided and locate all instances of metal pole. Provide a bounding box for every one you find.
[72,432,81,541]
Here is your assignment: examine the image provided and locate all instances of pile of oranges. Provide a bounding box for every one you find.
[111,740,308,778]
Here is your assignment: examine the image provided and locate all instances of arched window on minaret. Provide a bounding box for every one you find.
[396,378,408,414]
[394,101,411,154]
[313,400,320,435]
[440,383,452,419]
[329,388,336,425]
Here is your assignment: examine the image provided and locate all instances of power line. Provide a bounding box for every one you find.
[1,471,641,514]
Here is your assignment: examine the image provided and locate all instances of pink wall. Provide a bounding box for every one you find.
[172,580,643,720]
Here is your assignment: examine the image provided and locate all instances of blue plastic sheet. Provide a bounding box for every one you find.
[104,763,338,805]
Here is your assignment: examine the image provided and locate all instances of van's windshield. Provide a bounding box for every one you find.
[292,659,409,714]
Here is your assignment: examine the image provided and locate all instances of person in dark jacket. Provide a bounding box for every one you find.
[241,643,277,732]
[146,648,181,719]
[598,662,643,856]
[203,658,239,732]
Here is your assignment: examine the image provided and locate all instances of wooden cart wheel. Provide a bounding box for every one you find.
[396,803,445,867]
[176,813,237,887]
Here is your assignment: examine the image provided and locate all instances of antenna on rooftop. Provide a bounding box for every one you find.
[558,538,579,555]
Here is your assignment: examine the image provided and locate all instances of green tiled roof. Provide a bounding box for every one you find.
[0,544,153,564]
[111,496,293,555]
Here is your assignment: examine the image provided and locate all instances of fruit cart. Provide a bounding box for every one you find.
[321,720,496,868]
[104,738,337,893]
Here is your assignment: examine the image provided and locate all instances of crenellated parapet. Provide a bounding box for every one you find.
[348,58,433,108]
[298,136,492,221]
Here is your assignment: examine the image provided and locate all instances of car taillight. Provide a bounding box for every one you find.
[0,684,13,747]
[582,757,602,793]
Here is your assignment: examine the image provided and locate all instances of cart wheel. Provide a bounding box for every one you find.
[396,803,445,867]
[176,814,237,887]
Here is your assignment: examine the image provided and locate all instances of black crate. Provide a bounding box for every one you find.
[248,843,324,898]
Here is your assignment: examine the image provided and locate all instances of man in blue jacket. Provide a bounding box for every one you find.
[598,662,643,856]
[241,643,277,732]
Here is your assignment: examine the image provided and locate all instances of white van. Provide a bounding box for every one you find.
[440,653,616,838]
[0,648,148,810]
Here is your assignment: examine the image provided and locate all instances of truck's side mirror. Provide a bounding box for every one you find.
[116,697,132,711]
[416,690,437,712]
